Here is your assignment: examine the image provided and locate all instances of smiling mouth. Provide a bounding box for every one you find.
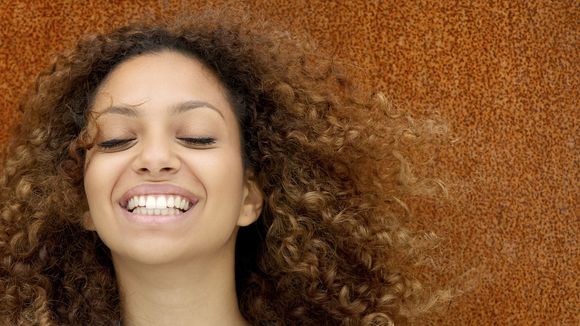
[123,194,194,215]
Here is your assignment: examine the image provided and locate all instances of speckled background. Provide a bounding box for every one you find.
[0,1,577,324]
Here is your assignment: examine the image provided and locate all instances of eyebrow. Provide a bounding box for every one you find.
[99,100,225,119]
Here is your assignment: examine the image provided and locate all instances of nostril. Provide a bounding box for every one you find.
[135,166,178,176]
[132,154,181,175]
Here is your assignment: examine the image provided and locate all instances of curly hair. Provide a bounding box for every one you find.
[0,9,451,325]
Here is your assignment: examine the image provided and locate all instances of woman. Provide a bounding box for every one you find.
[0,10,450,325]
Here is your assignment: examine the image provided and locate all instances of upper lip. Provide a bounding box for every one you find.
[118,183,199,208]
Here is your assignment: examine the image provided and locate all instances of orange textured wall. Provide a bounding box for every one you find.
[0,1,577,324]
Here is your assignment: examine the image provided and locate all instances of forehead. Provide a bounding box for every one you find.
[91,50,231,115]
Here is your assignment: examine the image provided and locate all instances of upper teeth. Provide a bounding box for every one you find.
[126,195,191,211]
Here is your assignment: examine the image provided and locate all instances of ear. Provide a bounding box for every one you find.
[237,171,264,227]
[82,210,96,231]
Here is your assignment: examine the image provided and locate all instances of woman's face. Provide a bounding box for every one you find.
[83,50,262,266]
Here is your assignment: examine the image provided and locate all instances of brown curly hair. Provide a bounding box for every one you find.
[0,9,452,325]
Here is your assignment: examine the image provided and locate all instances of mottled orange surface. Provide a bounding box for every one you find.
[0,1,577,324]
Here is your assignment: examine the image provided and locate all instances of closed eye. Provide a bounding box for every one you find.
[97,138,136,150]
[178,137,216,147]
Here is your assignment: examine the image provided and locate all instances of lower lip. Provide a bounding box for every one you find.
[118,204,195,225]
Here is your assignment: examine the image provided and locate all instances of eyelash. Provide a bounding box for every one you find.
[96,137,216,150]
[97,138,135,149]
[178,137,216,146]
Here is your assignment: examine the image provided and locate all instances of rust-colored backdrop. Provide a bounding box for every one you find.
[0,1,577,324]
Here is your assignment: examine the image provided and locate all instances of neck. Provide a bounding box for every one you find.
[113,246,248,326]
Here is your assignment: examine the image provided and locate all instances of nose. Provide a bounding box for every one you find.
[131,136,181,177]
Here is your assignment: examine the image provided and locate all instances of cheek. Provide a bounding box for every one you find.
[188,148,245,196]
[84,154,126,206]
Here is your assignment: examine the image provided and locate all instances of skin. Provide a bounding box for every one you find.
[83,50,263,326]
